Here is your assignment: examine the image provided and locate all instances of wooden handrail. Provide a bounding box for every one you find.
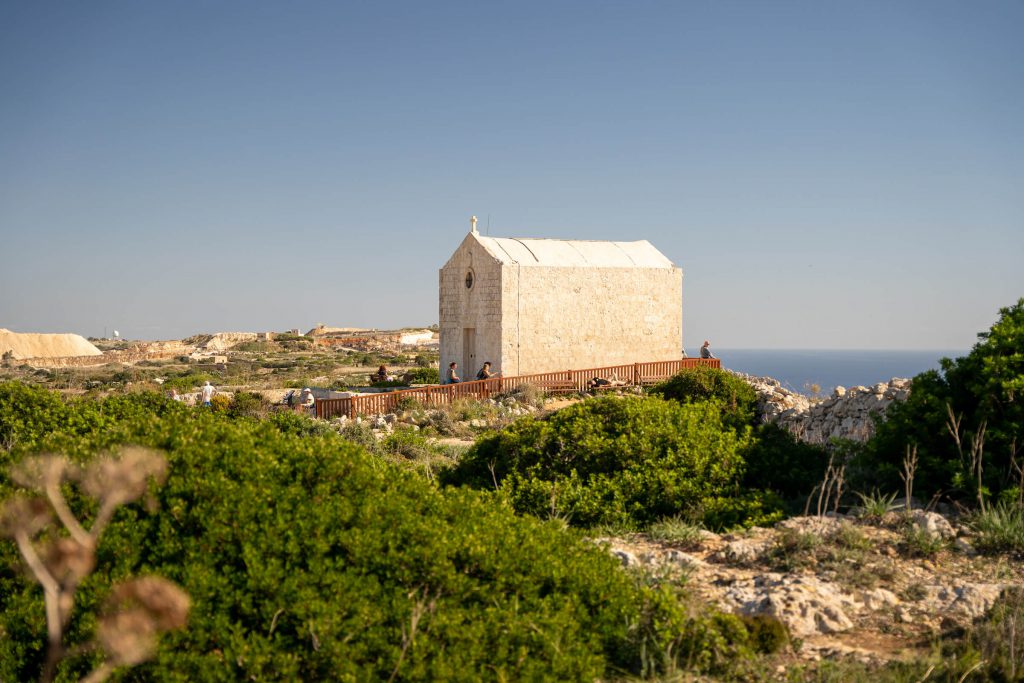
[314,357,721,419]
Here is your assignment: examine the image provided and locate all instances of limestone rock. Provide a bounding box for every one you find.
[921,583,1007,620]
[911,510,956,540]
[722,574,858,637]
[859,588,900,611]
[718,539,770,564]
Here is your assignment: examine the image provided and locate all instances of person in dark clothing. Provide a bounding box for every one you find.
[476,362,496,380]
[700,340,715,359]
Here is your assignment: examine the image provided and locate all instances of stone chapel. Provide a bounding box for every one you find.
[439,218,683,378]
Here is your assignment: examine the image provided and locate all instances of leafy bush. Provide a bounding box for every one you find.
[0,384,758,681]
[162,372,218,392]
[651,366,759,427]
[443,396,754,529]
[699,490,786,530]
[741,424,830,504]
[859,298,1024,505]
[405,367,440,384]
[228,391,271,419]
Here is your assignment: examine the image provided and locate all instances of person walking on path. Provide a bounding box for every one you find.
[200,381,215,407]
[700,340,716,360]
[446,362,461,384]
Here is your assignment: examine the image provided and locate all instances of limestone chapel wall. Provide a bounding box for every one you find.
[439,232,503,380]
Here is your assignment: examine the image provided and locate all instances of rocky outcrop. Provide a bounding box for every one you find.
[736,372,911,444]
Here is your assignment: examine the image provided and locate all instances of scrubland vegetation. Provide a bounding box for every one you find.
[0,298,1022,680]
[0,342,440,395]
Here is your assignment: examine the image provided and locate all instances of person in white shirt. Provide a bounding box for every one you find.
[200,381,215,407]
[301,388,316,415]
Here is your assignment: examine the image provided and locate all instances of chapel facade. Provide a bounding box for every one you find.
[439,219,683,378]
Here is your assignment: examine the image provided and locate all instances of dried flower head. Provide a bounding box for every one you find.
[42,537,96,588]
[80,447,168,508]
[0,495,53,538]
[10,454,77,492]
[97,576,190,666]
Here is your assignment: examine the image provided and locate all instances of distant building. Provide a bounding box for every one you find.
[439,219,683,377]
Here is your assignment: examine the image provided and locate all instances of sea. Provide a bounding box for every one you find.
[692,349,966,396]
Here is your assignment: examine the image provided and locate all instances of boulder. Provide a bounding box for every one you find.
[911,510,956,540]
[723,574,858,637]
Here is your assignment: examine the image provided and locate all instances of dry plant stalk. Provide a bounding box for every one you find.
[901,444,919,513]
[947,404,990,512]
[971,421,988,513]
[0,447,188,683]
[387,588,438,683]
[1009,438,1023,507]
[946,404,965,468]
[808,454,847,517]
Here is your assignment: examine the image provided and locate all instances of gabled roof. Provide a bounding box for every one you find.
[473,235,676,268]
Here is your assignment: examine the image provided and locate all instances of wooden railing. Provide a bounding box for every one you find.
[315,357,721,420]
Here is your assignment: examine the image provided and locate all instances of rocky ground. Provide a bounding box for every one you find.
[596,511,1022,670]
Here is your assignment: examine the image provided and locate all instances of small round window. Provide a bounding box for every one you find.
[465,270,474,289]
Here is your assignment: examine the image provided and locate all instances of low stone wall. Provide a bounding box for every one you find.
[22,348,188,369]
[735,372,911,444]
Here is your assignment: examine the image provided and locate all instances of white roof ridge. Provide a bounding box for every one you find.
[473,234,675,269]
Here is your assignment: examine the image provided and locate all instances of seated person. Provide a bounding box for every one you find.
[446,361,461,384]
[301,387,315,414]
[373,365,389,383]
[475,361,497,380]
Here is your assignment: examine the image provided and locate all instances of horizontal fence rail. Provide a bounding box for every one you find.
[315,358,720,420]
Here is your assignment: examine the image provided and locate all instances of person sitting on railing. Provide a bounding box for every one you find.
[700,340,716,359]
[446,361,461,384]
[475,362,497,381]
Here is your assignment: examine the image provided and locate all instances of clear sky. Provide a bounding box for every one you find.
[1,1,1021,349]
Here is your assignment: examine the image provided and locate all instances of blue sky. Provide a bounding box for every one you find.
[1,1,1021,349]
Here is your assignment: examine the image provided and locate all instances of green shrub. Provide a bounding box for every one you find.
[741,424,830,504]
[899,524,946,557]
[969,501,1024,553]
[162,372,217,392]
[651,366,758,427]
[739,614,790,654]
[0,384,760,681]
[405,367,440,384]
[858,298,1024,506]
[699,490,786,531]
[647,516,703,547]
[443,396,753,529]
[854,489,900,520]
[228,390,271,419]
[963,587,1024,680]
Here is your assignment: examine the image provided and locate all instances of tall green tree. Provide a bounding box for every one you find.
[861,298,1024,504]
